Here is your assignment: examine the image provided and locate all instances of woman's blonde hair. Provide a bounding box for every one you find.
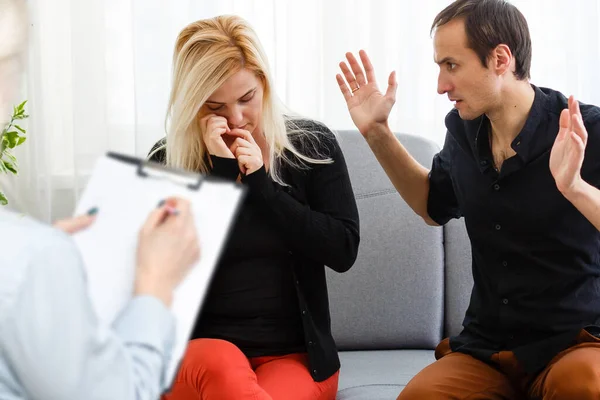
[153,15,330,184]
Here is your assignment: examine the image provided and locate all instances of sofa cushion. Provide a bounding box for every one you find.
[336,350,435,399]
[327,131,444,350]
[443,218,473,338]
[337,386,402,400]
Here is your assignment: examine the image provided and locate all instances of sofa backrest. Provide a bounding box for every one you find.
[326,130,445,351]
[443,219,473,338]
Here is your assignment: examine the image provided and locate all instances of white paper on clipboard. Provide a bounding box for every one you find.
[72,152,244,387]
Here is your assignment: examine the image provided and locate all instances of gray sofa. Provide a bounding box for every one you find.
[326,131,473,400]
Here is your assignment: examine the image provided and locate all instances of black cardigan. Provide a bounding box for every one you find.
[148,119,360,381]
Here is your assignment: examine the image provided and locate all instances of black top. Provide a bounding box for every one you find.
[428,85,600,375]
[148,119,360,381]
[192,156,306,357]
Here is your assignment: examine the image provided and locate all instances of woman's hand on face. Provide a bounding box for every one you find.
[200,114,235,159]
[229,129,264,175]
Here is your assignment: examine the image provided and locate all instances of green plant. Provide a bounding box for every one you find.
[0,100,28,205]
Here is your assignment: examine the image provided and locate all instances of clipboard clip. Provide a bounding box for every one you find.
[107,152,203,191]
[137,162,203,190]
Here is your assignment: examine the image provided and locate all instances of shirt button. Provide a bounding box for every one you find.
[502,298,509,305]
[502,261,508,267]
[302,310,307,315]
[494,184,500,191]
[313,369,318,375]
[480,160,488,166]
[308,341,314,346]
[495,224,501,230]
[296,280,300,285]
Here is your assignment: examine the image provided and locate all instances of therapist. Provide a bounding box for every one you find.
[0,1,201,399]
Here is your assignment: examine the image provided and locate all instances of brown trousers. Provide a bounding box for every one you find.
[397,329,600,400]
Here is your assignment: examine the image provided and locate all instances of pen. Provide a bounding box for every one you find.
[165,205,180,216]
[157,199,180,216]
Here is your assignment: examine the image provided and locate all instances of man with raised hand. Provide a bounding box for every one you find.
[337,0,600,398]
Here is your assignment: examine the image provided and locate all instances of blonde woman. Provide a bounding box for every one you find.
[150,15,360,400]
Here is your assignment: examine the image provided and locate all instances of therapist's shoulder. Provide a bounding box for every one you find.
[1,211,82,267]
[0,211,84,307]
[1,211,64,259]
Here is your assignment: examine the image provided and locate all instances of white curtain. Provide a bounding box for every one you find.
[4,0,600,220]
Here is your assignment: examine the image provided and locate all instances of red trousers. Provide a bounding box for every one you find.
[161,339,339,400]
[397,328,600,399]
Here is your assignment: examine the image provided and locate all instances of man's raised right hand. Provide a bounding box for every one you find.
[336,50,398,138]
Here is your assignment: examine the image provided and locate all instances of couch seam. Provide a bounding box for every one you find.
[337,383,406,394]
[355,188,398,200]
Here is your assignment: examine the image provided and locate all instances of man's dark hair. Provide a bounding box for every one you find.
[431,0,531,80]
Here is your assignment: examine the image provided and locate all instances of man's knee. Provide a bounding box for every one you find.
[543,357,600,400]
[396,367,455,400]
[397,352,518,400]
[396,382,443,400]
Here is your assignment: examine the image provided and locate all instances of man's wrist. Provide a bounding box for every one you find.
[364,121,393,143]
[561,177,589,204]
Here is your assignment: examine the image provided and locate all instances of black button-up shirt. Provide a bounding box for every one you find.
[428,85,600,374]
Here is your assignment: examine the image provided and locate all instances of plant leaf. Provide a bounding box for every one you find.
[4,151,16,163]
[4,131,19,148]
[16,137,26,146]
[3,160,17,174]
[13,114,28,120]
[0,191,7,206]
[16,100,27,113]
[14,125,25,134]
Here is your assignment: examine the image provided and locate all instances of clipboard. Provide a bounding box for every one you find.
[72,151,245,387]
